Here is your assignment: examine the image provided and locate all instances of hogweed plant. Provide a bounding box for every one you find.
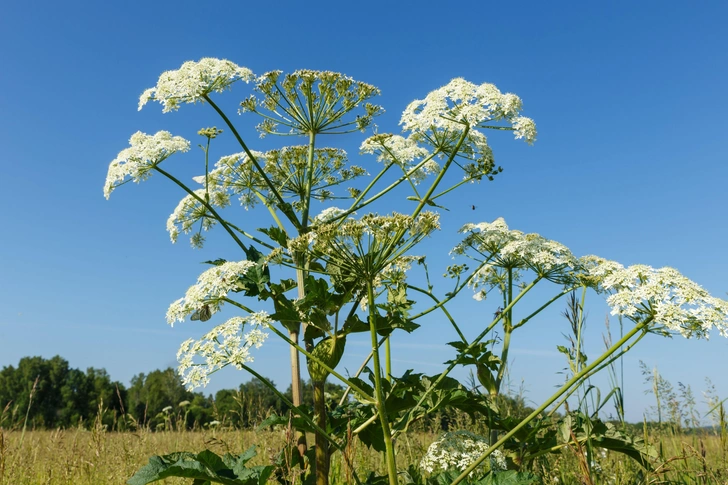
[103,58,728,485]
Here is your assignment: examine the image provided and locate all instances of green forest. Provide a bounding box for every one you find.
[0,355,345,430]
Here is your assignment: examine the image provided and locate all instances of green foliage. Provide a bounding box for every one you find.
[127,446,273,485]
[0,355,125,429]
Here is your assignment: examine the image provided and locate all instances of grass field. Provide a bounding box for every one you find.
[2,423,727,485]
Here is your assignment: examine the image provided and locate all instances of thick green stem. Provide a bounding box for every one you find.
[301,132,316,226]
[385,337,392,382]
[367,283,398,485]
[494,268,514,392]
[313,380,329,485]
[449,318,653,485]
[338,335,386,407]
[265,321,375,403]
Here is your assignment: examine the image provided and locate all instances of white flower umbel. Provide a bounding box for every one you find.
[420,430,507,477]
[242,69,382,135]
[598,265,728,338]
[401,78,536,144]
[104,131,190,199]
[313,207,348,224]
[176,313,271,390]
[206,151,265,210]
[454,218,576,283]
[166,261,258,325]
[166,185,231,248]
[360,134,436,184]
[138,58,255,113]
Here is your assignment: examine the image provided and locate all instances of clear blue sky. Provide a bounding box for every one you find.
[1,1,726,423]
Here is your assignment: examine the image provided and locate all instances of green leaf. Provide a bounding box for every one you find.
[258,226,289,247]
[307,335,347,381]
[126,449,274,485]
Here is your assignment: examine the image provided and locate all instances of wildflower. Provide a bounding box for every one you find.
[138,58,254,112]
[420,430,507,476]
[166,184,231,247]
[401,78,536,144]
[453,218,576,283]
[242,69,383,135]
[313,207,348,224]
[360,134,436,184]
[166,261,258,325]
[176,313,271,390]
[598,265,728,338]
[104,131,190,199]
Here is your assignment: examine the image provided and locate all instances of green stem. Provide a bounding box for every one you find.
[449,317,653,485]
[313,380,329,485]
[547,329,648,417]
[241,365,363,485]
[407,284,468,343]
[153,166,248,252]
[254,191,287,233]
[203,94,301,230]
[394,277,542,437]
[411,127,470,220]
[301,132,316,227]
[410,258,495,321]
[385,337,392,382]
[511,286,578,330]
[494,268,514,392]
[337,150,441,222]
[338,336,387,407]
[367,282,398,485]
[264,321,375,403]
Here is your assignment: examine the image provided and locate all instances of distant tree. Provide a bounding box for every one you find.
[126,367,194,427]
[0,356,127,428]
[284,379,346,412]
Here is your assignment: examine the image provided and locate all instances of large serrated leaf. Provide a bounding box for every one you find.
[127,448,274,485]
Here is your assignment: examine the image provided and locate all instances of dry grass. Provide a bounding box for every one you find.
[1,425,727,484]
[0,425,435,485]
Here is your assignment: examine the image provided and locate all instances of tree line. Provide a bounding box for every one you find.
[0,355,344,430]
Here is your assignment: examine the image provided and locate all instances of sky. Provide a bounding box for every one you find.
[0,1,727,424]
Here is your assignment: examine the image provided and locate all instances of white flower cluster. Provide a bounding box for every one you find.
[166,184,231,248]
[454,218,575,281]
[401,78,536,145]
[177,313,271,390]
[206,151,265,209]
[166,261,257,325]
[138,58,255,113]
[598,264,728,337]
[374,255,423,288]
[104,131,190,199]
[420,430,507,476]
[360,134,437,184]
[455,220,728,338]
[313,207,348,224]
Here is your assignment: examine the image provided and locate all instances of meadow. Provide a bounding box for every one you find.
[2,413,727,484]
